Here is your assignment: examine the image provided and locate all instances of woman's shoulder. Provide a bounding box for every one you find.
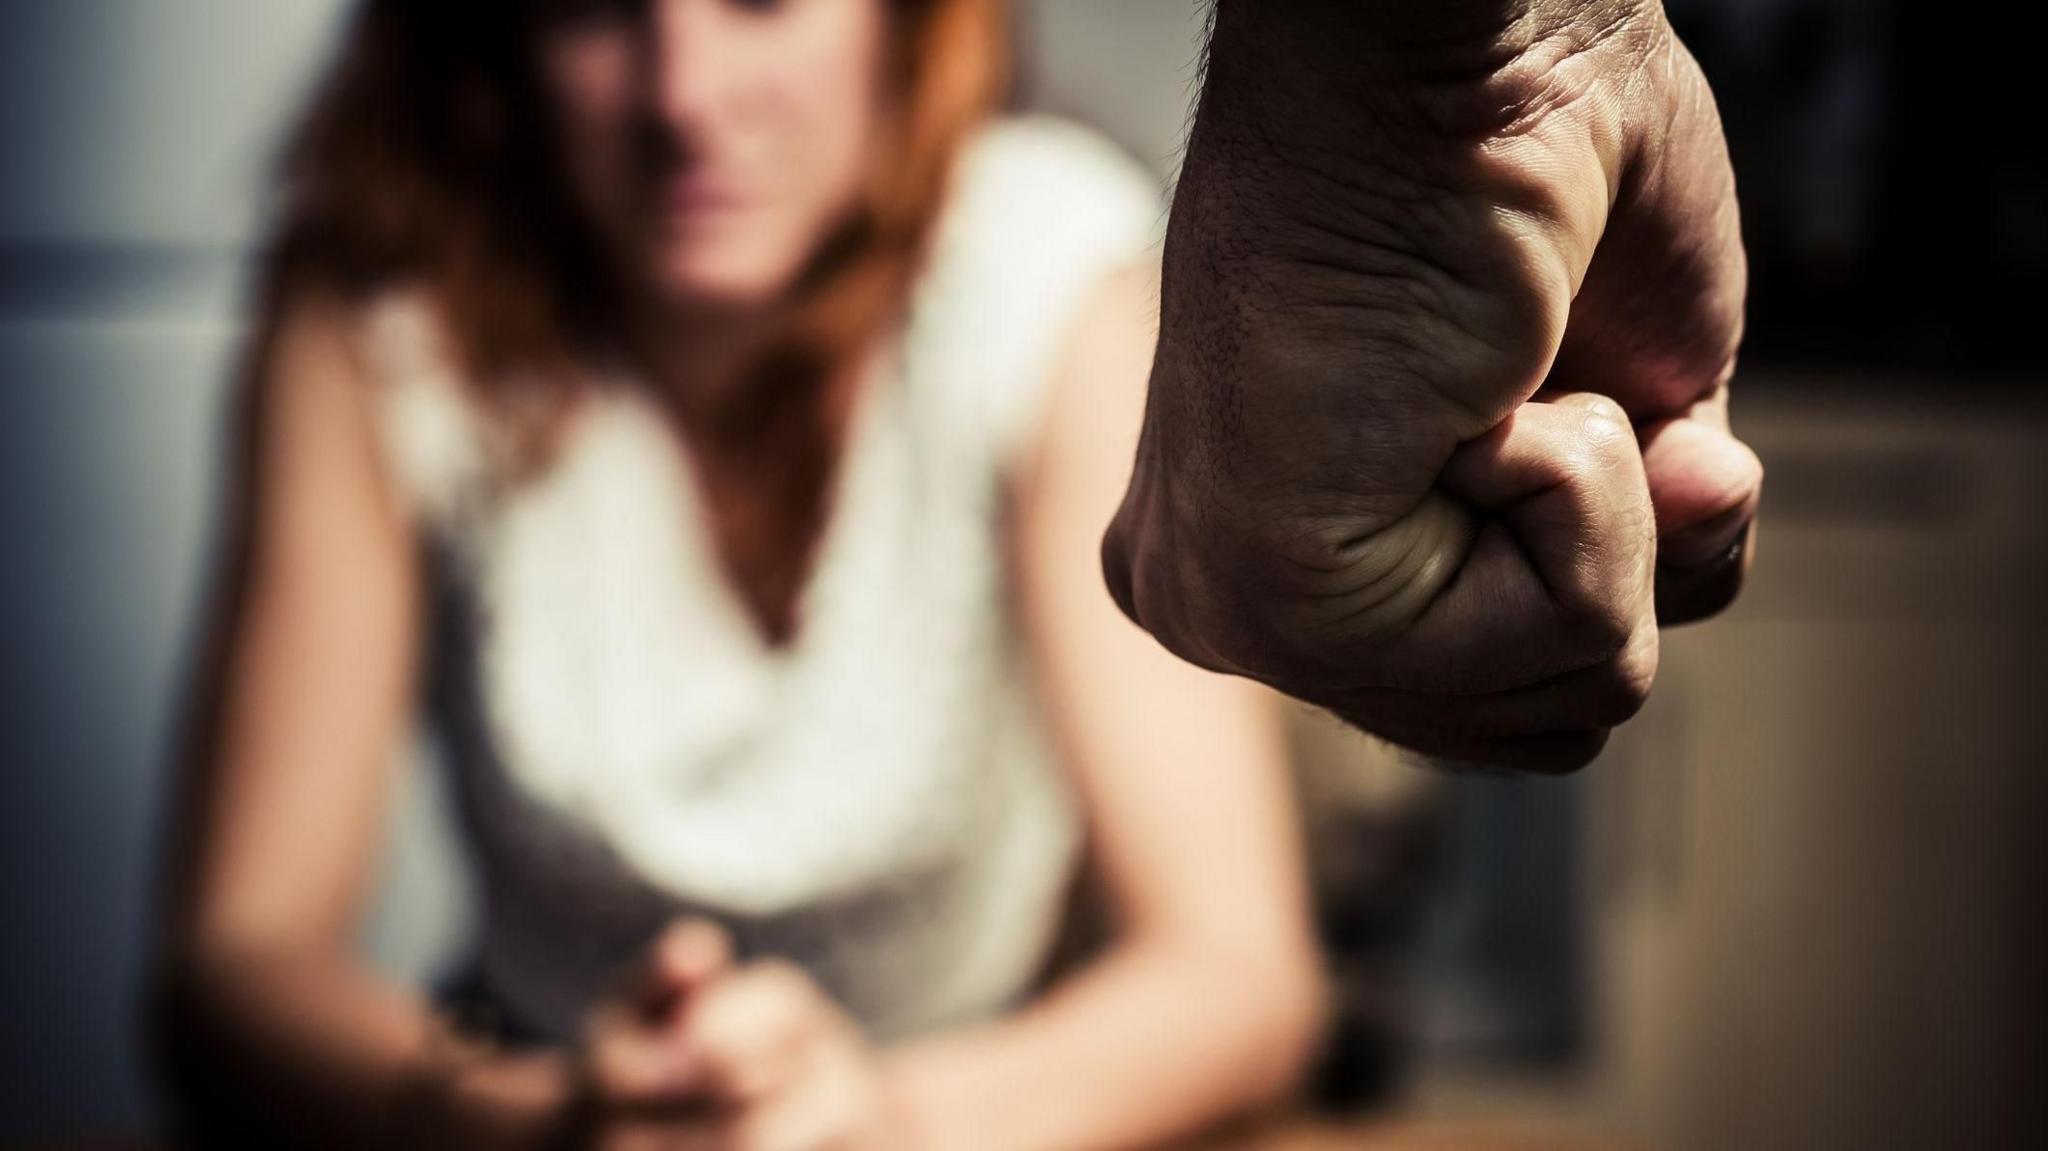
[938,116,1166,271]
[908,118,1165,465]
[955,116,1162,196]
[285,281,497,532]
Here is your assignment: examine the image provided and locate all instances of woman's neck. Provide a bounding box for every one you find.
[622,291,784,420]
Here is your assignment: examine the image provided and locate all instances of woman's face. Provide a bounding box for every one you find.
[535,0,890,312]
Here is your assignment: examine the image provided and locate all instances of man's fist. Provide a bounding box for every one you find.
[1103,0,1759,771]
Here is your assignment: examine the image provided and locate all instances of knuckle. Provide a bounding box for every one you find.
[1547,393,1642,480]
[1573,392,1630,434]
[654,918,726,974]
[674,916,728,953]
[1559,550,1656,665]
[749,957,814,1003]
[1594,638,1658,726]
[732,962,825,1045]
[1577,405,1641,475]
[1567,598,1638,666]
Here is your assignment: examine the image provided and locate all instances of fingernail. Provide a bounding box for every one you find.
[1662,504,1754,568]
[1655,529,1752,625]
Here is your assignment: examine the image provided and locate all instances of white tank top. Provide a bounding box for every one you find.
[362,118,1163,1042]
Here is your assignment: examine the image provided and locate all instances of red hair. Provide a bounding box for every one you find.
[265,0,1010,642]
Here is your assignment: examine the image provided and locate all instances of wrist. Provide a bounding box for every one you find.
[881,1042,1000,1151]
[403,1029,577,1151]
[1205,1,1664,61]
[877,1055,942,1151]
[1200,0,1664,147]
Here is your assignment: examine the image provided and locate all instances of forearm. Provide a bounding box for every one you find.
[885,935,1325,1151]
[1203,0,1658,64]
[153,943,571,1151]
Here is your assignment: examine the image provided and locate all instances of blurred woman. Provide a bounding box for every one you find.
[154,0,1324,1147]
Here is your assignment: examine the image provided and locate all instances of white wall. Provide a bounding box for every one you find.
[1020,0,1209,177]
[0,0,346,247]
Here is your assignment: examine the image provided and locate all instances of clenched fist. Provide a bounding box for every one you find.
[1104,0,1760,771]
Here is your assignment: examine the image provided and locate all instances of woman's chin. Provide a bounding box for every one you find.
[645,251,802,316]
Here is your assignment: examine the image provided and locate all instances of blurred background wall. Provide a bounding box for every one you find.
[4,2,2044,1147]
[1,0,342,1133]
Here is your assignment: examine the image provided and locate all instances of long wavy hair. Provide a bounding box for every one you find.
[265,0,1009,641]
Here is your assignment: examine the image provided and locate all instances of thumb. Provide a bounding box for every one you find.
[1640,412,1762,563]
[1639,410,1762,624]
[633,919,735,1023]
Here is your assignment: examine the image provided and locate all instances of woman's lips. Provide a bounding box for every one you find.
[654,177,750,222]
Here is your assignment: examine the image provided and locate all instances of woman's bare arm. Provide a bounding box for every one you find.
[884,265,1329,1150]
[153,292,568,1149]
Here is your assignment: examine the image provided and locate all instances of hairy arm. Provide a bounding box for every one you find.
[884,265,1328,1150]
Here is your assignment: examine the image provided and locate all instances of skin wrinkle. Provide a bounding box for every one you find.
[1261,272,1521,404]
[1225,343,1444,506]
[1213,1,1658,143]
[1260,205,1536,368]
[1102,0,1742,765]
[1548,60,1744,413]
[1158,182,1540,534]
[1321,500,1472,623]
[1201,97,1563,315]
[1483,4,1659,140]
[1188,284,1536,579]
[1239,503,1478,685]
[1404,556,1638,696]
[1179,81,1544,475]
[1173,68,1591,450]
